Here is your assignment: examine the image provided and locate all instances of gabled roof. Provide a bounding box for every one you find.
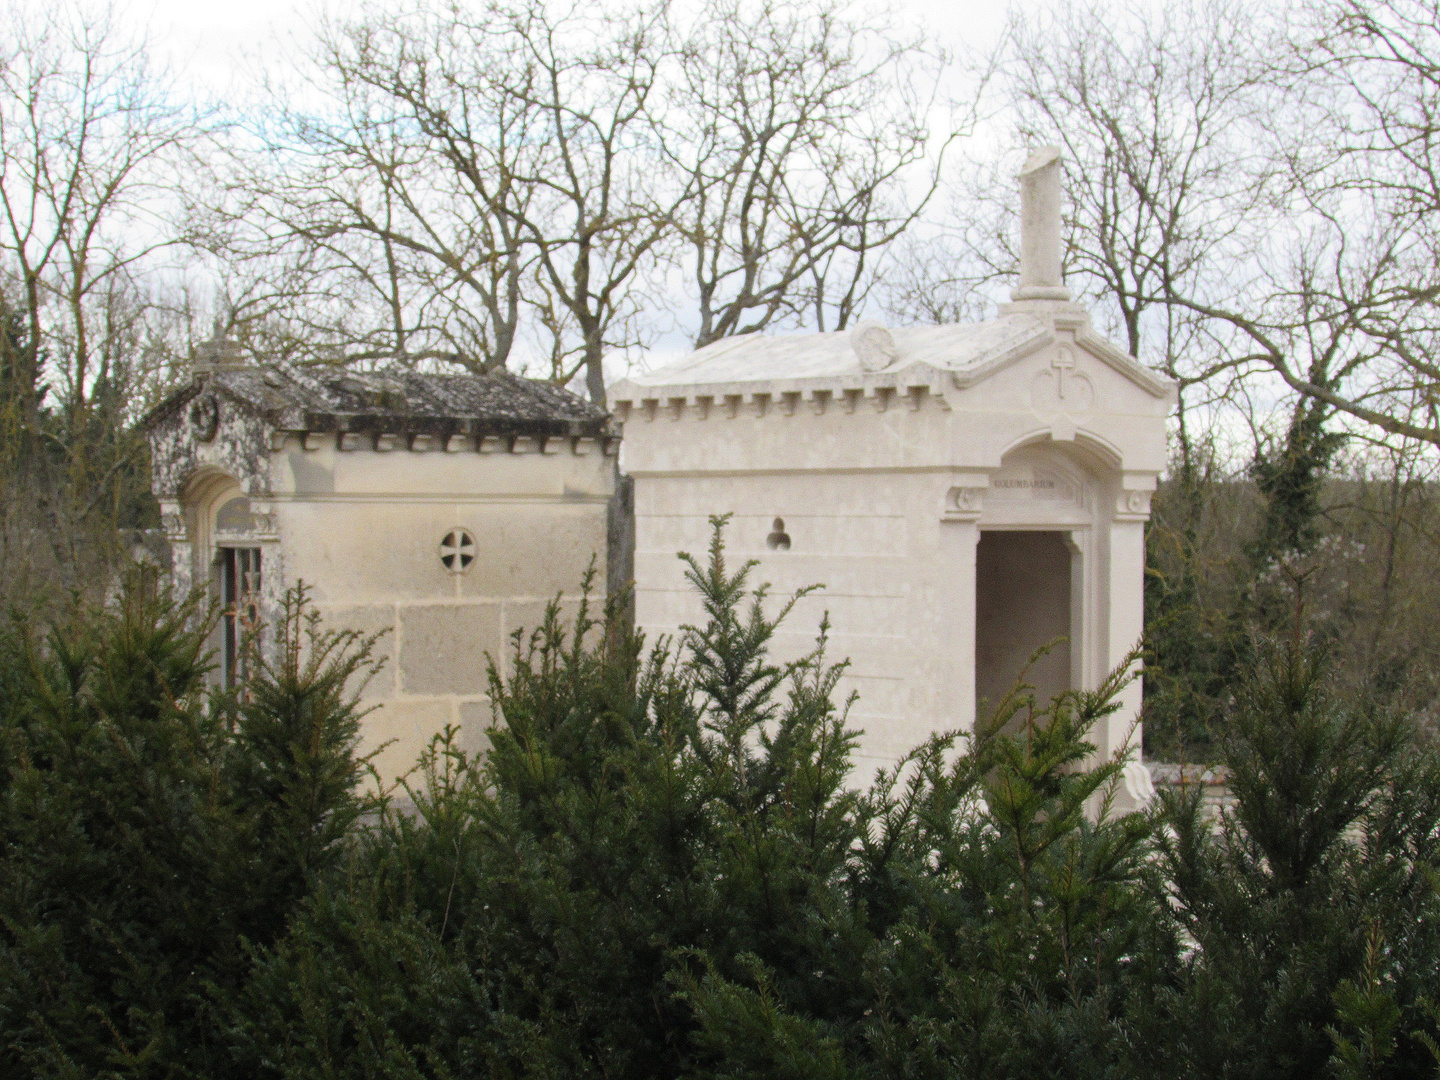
[610,311,1174,403]
[148,361,611,440]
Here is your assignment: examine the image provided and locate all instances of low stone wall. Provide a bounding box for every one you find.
[1148,762,1234,817]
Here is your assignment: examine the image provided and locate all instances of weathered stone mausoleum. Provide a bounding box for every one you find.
[610,149,1176,778]
[147,353,620,779]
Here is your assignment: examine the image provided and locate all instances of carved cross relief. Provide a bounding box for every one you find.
[1029,344,1095,415]
[1051,346,1076,397]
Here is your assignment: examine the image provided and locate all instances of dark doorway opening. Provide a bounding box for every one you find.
[975,530,1072,724]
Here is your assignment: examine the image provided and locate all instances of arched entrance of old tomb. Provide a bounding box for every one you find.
[178,467,273,688]
[975,442,1107,726]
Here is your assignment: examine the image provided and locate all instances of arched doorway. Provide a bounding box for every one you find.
[975,441,1107,723]
[180,469,266,687]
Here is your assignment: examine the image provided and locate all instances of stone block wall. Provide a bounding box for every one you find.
[270,443,615,784]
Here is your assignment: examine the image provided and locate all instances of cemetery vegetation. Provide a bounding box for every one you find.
[2,0,1440,744]
[3,520,1440,1080]
[4,0,1440,1068]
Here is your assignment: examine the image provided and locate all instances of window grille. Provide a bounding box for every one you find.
[219,546,262,687]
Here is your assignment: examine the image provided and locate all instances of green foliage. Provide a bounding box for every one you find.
[1142,444,1254,763]
[225,589,378,927]
[5,519,1440,1079]
[0,575,381,1079]
[1151,631,1440,1080]
[838,660,1165,1080]
[1250,397,1348,565]
[1142,397,1377,765]
[229,520,1166,1079]
[1329,922,1402,1080]
[1143,401,1440,766]
[231,523,868,1079]
[0,283,162,609]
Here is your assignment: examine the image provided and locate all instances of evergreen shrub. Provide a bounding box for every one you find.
[2,519,1438,1079]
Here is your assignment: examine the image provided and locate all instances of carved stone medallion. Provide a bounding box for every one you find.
[189,394,220,443]
[850,322,899,372]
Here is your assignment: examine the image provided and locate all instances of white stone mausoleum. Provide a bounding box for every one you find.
[611,149,1176,777]
[147,149,1174,786]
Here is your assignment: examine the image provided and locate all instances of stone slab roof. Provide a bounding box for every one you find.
[624,319,1041,386]
[148,361,612,440]
[611,311,1173,404]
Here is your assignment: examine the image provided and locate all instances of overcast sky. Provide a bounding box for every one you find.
[142,0,1018,99]
[131,0,1033,373]
[119,0,1280,452]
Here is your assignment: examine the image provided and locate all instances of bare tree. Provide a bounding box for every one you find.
[1217,0,1440,449]
[0,3,202,594]
[664,0,949,346]
[220,0,682,402]
[884,0,1279,473]
[495,0,679,402]
[1013,0,1291,482]
[936,0,1440,454]
[220,0,950,403]
[1048,0,1440,456]
[206,6,534,374]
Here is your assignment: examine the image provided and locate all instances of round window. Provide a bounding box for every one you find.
[439,529,477,573]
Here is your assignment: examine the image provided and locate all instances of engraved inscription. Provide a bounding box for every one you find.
[986,446,1097,517]
[993,478,1058,490]
[988,464,1080,505]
